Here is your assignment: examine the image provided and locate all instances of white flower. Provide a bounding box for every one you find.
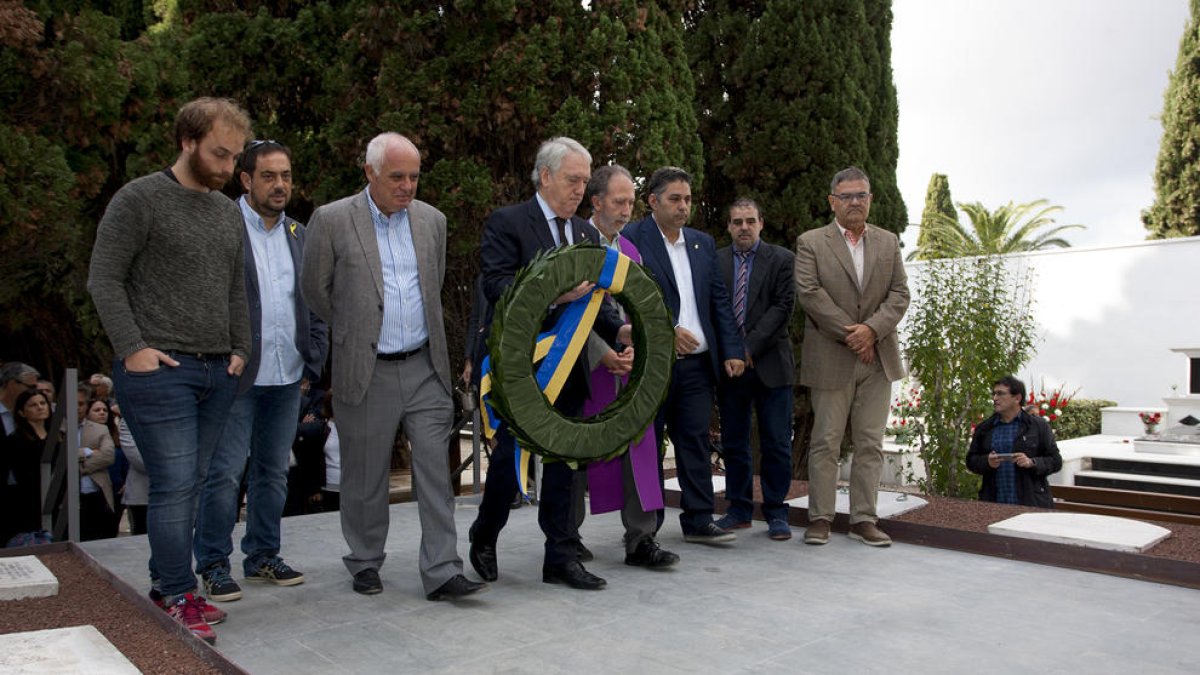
[1054,409,1062,416]
[1040,403,1049,409]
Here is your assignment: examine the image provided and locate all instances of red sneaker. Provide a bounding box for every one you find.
[151,590,225,624]
[164,593,217,644]
[193,595,227,625]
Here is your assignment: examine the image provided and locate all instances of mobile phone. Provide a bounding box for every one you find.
[996,453,1015,462]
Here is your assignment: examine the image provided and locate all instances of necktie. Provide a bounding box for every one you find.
[554,217,569,248]
[845,228,862,247]
[733,250,750,333]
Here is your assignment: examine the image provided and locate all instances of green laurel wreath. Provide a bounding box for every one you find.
[488,243,675,463]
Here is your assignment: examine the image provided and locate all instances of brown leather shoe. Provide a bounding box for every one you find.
[803,519,831,545]
[848,521,892,547]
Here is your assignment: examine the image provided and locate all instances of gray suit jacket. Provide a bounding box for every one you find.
[794,222,909,390]
[300,190,452,406]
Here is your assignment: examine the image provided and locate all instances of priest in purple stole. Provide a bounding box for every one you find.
[576,165,679,568]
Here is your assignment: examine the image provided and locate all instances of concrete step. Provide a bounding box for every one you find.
[1075,469,1200,498]
[1091,456,1200,481]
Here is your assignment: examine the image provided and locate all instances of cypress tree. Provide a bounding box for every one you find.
[685,0,906,245]
[586,0,704,194]
[915,172,956,259]
[1144,0,1200,239]
[859,0,906,235]
[683,0,767,231]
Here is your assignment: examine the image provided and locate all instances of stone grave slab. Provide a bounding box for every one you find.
[987,512,1171,553]
[0,625,140,674]
[0,556,58,601]
[786,489,928,519]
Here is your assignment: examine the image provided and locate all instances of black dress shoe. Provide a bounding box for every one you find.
[468,526,498,582]
[542,560,606,590]
[682,522,737,544]
[624,539,680,568]
[577,541,594,562]
[426,574,489,601]
[352,568,382,595]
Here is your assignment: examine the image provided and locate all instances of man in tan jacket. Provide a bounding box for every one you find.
[794,167,909,547]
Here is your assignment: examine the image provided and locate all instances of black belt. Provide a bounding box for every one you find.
[166,350,229,361]
[377,344,426,361]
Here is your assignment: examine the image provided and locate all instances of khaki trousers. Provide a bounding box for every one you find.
[807,359,891,524]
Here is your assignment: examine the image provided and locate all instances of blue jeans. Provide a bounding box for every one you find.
[194,382,301,575]
[717,369,794,523]
[114,354,239,598]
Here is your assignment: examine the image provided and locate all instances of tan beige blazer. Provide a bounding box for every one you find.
[79,419,115,510]
[794,222,910,390]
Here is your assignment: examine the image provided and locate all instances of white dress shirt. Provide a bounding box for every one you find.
[657,218,708,355]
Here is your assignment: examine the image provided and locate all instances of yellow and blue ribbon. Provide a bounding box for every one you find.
[478,247,630,496]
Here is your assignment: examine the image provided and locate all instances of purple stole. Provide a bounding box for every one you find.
[582,234,664,514]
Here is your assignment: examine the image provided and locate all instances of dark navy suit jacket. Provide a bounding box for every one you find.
[239,214,329,394]
[717,241,796,389]
[477,197,622,409]
[622,216,744,378]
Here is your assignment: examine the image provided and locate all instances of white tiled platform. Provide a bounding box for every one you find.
[786,489,929,518]
[0,556,58,601]
[987,512,1172,553]
[0,626,140,674]
[81,498,1200,674]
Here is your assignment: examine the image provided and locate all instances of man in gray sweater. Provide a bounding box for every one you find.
[87,97,253,646]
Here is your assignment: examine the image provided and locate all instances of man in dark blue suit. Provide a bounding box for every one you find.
[622,167,746,544]
[469,137,629,590]
[714,199,796,541]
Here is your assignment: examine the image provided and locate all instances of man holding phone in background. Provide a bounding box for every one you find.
[966,376,1062,507]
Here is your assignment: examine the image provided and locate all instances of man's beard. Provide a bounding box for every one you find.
[188,152,230,191]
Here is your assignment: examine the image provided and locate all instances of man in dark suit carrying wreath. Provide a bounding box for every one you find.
[468,137,629,591]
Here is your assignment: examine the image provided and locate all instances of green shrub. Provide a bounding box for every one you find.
[1055,399,1116,440]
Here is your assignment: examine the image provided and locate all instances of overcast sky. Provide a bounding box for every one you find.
[892,0,1191,249]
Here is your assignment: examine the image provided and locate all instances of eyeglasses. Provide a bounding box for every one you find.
[247,139,278,150]
[991,390,1014,398]
[831,192,871,203]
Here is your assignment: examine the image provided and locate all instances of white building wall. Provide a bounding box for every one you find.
[901,235,1200,408]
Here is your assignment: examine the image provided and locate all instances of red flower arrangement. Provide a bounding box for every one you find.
[1026,384,1074,427]
[1139,412,1163,426]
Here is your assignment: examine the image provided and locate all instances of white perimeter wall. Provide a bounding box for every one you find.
[901,235,1200,408]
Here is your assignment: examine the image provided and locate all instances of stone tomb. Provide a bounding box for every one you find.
[0,556,59,601]
[0,625,140,674]
[987,512,1171,553]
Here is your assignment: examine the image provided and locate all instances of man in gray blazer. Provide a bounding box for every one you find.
[794,167,909,547]
[301,133,485,600]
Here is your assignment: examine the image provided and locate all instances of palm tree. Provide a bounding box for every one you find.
[909,199,1084,260]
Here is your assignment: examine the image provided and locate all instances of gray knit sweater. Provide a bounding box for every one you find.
[88,171,251,360]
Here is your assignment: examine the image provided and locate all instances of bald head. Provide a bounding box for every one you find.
[364,133,421,216]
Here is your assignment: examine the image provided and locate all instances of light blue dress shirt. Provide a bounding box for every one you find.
[365,189,428,353]
[240,196,304,386]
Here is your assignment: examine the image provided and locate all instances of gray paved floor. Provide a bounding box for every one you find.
[83,498,1200,674]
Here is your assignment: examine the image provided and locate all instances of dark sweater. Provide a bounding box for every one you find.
[88,172,250,360]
